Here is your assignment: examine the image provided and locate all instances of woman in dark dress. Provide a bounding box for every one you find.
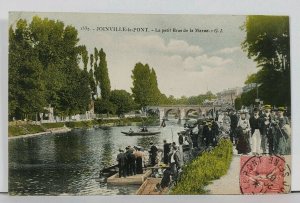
[236,111,251,154]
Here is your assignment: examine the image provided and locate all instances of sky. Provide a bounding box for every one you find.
[10,12,258,97]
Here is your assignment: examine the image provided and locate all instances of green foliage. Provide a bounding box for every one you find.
[160,92,216,105]
[131,63,161,107]
[171,139,233,194]
[109,90,137,116]
[9,16,92,119]
[94,99,116,115]
[240,89,257,106]
[42,122,65,129]
[9,21,46,120]
[8,124,45,137]
[98,48,111,100]
[241,16,290,107]
[234,97,242,110]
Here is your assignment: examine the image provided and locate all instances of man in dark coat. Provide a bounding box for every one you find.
[149,142,158,166]
[163,140,171,164]
[260,105,276,154]
[230,110,239,145]
[125,146,135,176]
[203,121,213,147]
[117,149,127,178]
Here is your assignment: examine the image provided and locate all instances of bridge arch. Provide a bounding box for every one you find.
[185,108,202,118]
[164,108,180,120]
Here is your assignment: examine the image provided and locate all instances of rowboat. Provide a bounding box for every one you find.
[121,131,161,136]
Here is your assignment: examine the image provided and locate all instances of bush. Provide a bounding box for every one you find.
[171,139,233,194]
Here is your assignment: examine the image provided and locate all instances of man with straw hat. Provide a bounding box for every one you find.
[260,104,275,154]
[274,107,291,155]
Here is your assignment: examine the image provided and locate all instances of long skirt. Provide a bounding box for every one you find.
[237,131,251,154]
[251,129,262,154]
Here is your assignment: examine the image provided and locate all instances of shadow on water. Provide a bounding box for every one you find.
[100,129,114,168]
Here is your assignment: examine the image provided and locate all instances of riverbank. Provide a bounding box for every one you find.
[171,139,233,194]
[8,126,72,140]
[8,117,159,138]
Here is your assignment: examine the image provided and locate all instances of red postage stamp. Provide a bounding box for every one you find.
[239,156,290,194]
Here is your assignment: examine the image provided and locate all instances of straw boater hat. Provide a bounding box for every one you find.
[263,104,272,110]
[240,109,248,114]
[278,107,286,112]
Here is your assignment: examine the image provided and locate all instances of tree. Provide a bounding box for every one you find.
[9,16,92,119]
[242,16,290,107]
[131,63,161,107]
[94,98,116,115]
[98,48,111,100]
[109,90,137,116]
[234,97,242,110]
[9,20,46,120]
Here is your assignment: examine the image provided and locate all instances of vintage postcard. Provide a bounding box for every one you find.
[8,12,291,195]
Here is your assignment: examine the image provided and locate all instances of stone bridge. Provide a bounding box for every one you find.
[147,104,226,121]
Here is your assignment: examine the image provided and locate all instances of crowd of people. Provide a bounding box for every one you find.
[183,104,291,156]
[230,105,291,155]
[204,105,292,155]
[116,104,291,187]
[116,145,146,178]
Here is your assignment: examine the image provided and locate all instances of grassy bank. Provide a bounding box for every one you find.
[9,124,45,137]
[171,139,233,194]
[8,117,159,137]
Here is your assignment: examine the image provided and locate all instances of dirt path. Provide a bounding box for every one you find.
[206,151,241,194]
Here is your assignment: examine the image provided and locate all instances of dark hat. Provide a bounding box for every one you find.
[253,107,259,112]
[150,142,153,145]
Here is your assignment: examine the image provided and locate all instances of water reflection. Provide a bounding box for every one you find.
[9,120,184,195]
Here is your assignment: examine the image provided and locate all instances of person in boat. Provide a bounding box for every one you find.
[141,126,148,132]
[163,140,171,164]
[125,146,136,176]
[129,128,134,133]
[149,142,158,166]
[134,146,144,174]
[117,149,127,178]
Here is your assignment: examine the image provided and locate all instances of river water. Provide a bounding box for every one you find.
[9,119,188,195]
